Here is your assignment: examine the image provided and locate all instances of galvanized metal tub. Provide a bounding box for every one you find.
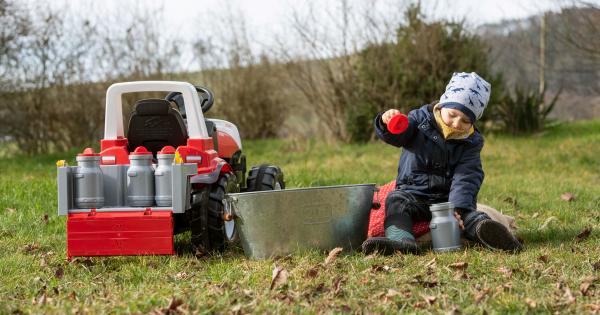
[225,184,376,259]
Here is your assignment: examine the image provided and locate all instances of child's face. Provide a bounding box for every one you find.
[440,108,472,131]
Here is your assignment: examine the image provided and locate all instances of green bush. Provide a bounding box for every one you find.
[346,4,503,142]
[496,87,560,135]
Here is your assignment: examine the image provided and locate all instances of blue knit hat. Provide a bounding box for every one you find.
[439,72,491,122]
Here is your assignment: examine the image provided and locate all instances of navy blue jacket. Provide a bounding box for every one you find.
[374,104,484,211]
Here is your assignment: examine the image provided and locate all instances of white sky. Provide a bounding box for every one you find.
[53,0,573,37]
[32,0,591,70]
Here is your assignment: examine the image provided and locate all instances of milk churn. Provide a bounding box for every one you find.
[126,146,155,207]
[154,146,175,206]
[73,148,105,208]
[429,202,462,252]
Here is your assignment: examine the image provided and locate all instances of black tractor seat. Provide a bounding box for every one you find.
[127,99,188,155]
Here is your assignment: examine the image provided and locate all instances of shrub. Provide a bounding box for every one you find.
[496,87,560,134]
[346,4,503,142]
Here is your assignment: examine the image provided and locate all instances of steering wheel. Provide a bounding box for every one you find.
[165,85,214,117]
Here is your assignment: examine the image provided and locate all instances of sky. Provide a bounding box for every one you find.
[32,0,592,71]
[56,0,572,38]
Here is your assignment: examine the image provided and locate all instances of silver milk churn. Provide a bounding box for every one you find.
[429,202,462,252]
[126,146,155,207]
[73,148,105,208]
[154,146,175,206]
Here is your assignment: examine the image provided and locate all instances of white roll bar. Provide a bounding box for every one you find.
[104,81,209,140]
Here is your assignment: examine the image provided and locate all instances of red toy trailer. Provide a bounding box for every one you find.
[57,81,284,259]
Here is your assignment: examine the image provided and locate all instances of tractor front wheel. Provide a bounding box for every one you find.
[190,172,239,255]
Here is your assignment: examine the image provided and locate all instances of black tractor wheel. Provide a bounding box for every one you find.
[246,165,285,192]
[189,173,239,255]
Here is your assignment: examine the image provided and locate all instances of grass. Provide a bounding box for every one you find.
[1,120,599,314]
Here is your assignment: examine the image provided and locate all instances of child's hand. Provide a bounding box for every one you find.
[382,109,401,125]
[454,211,465,230]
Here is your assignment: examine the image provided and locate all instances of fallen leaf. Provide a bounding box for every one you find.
[270,265,289,290]
[525,298,537,308]
[42,214,49,224]
[560,192,576,202]
[453,272,471,280]
[364,254,376,260]
[371,264,392,273]
[448,262,468,270]
[475,288,490,304]
[40,257,47,268]
[575,227,592,243]
[412,275,438,288]
[593,261,600,271]
[164,296,183,314]
[174,272,188,280]
[306,267,319,278]
[23,243,40,253]
[446,306,462,315]
[564,285,576,304]
[324,247,343,265]
[385,288,401,299]
[54,267,64,279]
[497,267,513,278]
[332,277,344,296]
[5,207,16,213]
[580,276,598,296]
[531,212,539,219]
[584,304,600,312]
[538,255,549,263]
[422,295,437,305]
[425,258,437,269]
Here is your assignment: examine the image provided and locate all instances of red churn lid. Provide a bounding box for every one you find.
[131,146,152,155]
[387,114,409,134]
[158,146,176,155]
[77,148,99,157]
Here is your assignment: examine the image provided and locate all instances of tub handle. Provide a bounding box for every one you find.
[223,196,237,221]
[372,186,381,210]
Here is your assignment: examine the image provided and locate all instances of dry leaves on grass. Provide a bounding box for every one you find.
[23,243,40,253]
[575,227,592,243]
[497,266,513,278]
[324,247,343,265]
[580,276,598,296]
[593,261,600,271]
[54,266,64,279]
[538,255,549,263]
[306,267,319,278]
[151,297,184,315]
[270,265,289,291]
[525,298,537,308]
[370,264,393,273]
[560,192,576,202]
[448,262,468,270]
[42,214,49,224]
[174,272,189,281]
[411,275,439,288]
[475,287,490,304]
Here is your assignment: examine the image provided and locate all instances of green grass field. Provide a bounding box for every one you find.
[1,120,599,314]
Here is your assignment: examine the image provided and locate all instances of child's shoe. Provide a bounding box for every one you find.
[474,219,523,252]
[361,237,419,255]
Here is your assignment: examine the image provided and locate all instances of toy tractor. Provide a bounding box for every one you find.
[56,81,284,259]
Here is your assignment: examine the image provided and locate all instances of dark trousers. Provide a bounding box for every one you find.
[384,190,491,241]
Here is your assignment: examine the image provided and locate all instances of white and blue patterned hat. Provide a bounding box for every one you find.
[439,72,491,122]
